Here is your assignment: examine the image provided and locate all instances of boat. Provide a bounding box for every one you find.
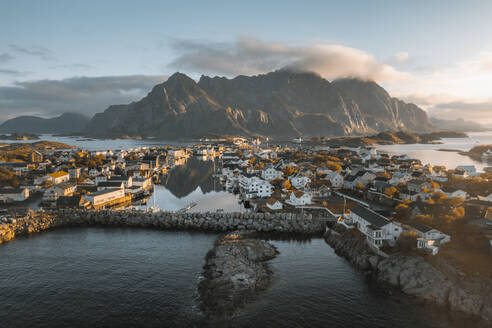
[177,202,197,213]
[293,137,303,143]
[146,206,161,213]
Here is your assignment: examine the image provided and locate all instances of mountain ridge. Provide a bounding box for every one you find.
[0,112,90,134]
[430,117,489,132]
[85,70,434,139]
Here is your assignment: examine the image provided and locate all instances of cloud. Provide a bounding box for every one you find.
[0,53,14,63]
[169,36,411,82]
[0,75,168,122]
[387,51,492,121]
[394,51,409,63]
[49,63,96,71]
[9,44,56,61]
[429,100,492,123]
[0,69,23,76]
[398,92,492,124]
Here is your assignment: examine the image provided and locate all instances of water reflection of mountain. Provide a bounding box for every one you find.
[162,157,219,198]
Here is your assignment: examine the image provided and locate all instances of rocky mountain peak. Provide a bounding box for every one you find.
[85,70,434,139]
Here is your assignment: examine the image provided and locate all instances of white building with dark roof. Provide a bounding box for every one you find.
[350,206,402,248]
[0,188,29,203]
[408,222,450,255]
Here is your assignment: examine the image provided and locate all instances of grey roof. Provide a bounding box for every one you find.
[0,188,25,194]
[88,189,123,197]
[351,206,390,228]
[97,181,124,187]
[409,222,434,233]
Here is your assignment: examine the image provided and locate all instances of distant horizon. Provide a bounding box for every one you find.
[0,68,490,129]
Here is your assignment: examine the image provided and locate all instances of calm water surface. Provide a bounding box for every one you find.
[0,228,477,328]
[140,157,244,212]
[0,134,197,150]
[376,131,492,171]
[2,132,491,170]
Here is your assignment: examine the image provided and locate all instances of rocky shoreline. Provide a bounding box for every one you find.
[199,231,278,317]
[0,209,325,245]
[324,227,492,322]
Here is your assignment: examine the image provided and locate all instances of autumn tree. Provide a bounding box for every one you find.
[282,180,292,190]
[395,231,418,253]
[282,165,297,177]
[326,160,342,173]
[384,186,398,198]
[395,202,411,221]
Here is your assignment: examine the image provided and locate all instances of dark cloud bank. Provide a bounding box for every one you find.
[0,75,168,121]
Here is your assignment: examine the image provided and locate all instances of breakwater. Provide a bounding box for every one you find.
[0,209,325,244]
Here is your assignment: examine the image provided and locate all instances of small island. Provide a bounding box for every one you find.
[199,231,278,318]
[439,144,492,163]
[307,130,468,148]
[0,133,40,140]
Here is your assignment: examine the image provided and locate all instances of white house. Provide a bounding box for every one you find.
[350,206,403,248]
[266,198,283,210]
[168,149,187,158]
[132,176,153,191]
[241,176,273,198]
[359,172,377,184]
[325,171,344,188]
[409,222,450,255]
[48,171,70,184]
[0,188,29,203]
[457,165,477,176]
[108,176,133,188]
[443,189,468,199]
[389,171,411,185]
[43,182,76,202]
[285,190,312,206]
[261,165,282,181]
[289,175,311,189]
[85,189,125,207]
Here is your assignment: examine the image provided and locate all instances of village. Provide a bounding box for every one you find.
[0,137,491,264]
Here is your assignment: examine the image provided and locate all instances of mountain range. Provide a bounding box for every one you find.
[0,112,90,134]
[83,70,433,139]
[1,70,437,138]
[430,117,488,132]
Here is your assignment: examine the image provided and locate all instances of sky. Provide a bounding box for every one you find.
[0,0,491,124]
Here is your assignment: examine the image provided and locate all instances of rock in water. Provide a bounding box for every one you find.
[198,231,278,317]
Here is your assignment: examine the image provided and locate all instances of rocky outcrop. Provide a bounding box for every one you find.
[0,209,324,245]
[199,231,278,317]
[0,212,62,244]
[85,70,433,139]
[332,78,433,133]
[324,227,492,322]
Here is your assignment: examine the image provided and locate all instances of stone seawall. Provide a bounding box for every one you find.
[0,209,325,244]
